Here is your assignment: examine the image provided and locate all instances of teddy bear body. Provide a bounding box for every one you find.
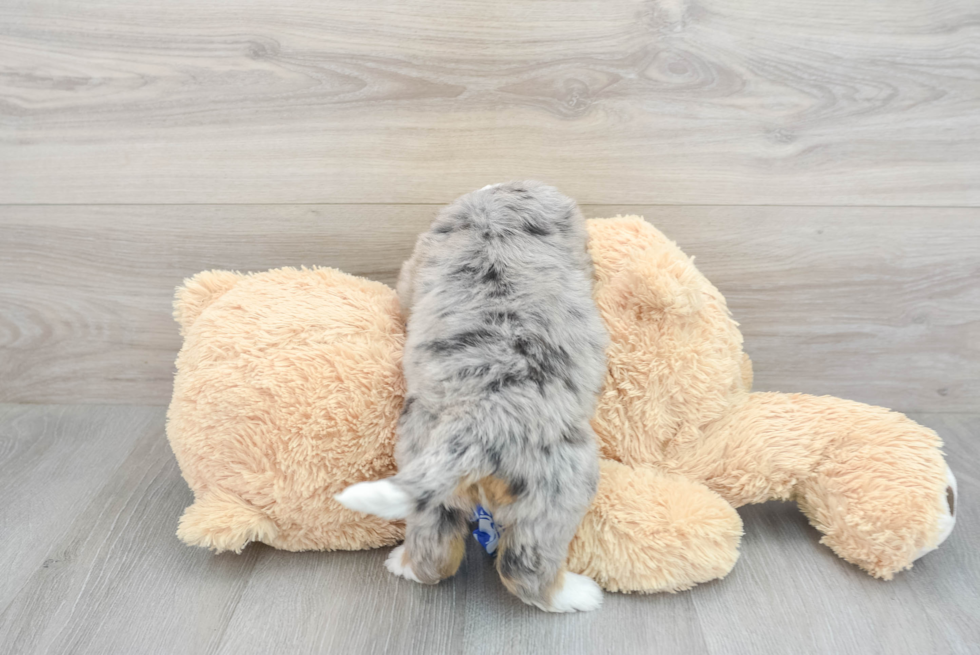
[167,217,956,593]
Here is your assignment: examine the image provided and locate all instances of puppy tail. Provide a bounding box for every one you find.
[334,478,414,520]
[335,429,480,520]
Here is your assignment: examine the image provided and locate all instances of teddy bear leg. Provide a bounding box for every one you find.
[566,461,743,594]
[690,392,955,580]
[791,407,954,579]
[177,488,278,554]
[386,500,472,585]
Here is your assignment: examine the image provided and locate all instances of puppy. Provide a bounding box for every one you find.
[336,181,608,612]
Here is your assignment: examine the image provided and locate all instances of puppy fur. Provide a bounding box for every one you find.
[337,181,608,612]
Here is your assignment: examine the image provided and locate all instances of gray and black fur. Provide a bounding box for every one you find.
[345,182,607,610]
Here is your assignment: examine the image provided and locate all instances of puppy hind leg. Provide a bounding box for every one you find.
[495,493,602,612]
[392,500,473,584]
[496,535,601,612]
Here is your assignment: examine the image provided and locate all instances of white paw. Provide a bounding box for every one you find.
[543,572,603,613]
[334,479,412,520]
[914,464,958,561]
[385,544,421,583]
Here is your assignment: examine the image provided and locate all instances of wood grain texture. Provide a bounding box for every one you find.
[1,205,977,411]
[0,405,259,655]
[1,0,979,204]
[215,547,470,655]
[0,405,156,608]
[0,406,976,654]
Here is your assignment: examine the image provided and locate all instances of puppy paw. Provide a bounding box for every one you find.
[545,572,603,613]
[385,544,421,583]
[334,479,412,520]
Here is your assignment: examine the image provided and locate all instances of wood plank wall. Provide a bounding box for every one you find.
[1,0,978,411]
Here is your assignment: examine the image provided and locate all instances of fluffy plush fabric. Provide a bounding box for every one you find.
[169,267,405,552]
[167,217,955,592]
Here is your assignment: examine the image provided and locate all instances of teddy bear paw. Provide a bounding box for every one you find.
[914,464,958,561]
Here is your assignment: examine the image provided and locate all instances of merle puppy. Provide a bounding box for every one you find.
[336,181,608,612]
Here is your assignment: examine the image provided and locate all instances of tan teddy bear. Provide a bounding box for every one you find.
[167,217,956,593]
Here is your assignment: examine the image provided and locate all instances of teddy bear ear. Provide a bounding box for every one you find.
[173,269,244,335]
[587,216,706,317]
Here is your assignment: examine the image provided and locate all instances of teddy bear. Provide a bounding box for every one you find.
[166,216,956,593]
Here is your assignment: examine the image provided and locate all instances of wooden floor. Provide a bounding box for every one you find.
[0,405,975,655]
[2,0,978,653]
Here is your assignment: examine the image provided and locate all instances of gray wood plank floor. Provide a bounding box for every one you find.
[1,405,976,655]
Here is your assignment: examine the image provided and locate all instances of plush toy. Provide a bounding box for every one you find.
[167,217,956,593]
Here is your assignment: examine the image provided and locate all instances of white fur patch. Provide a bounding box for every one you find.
[385,544,421,582]
[914,464,957,561]
[541,572,603,613]
[334,479,412,520]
